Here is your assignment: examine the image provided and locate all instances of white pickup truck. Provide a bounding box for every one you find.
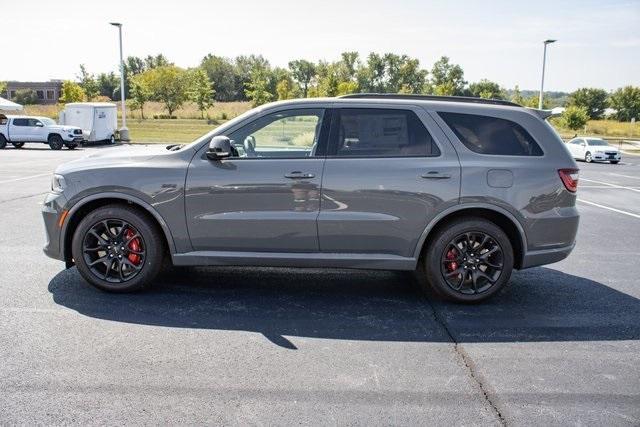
[0,114,84,150]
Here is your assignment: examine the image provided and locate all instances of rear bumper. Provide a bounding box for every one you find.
[520,242,576,269]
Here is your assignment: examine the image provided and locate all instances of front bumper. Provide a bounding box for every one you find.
[42,192,68,261]
[592,152,621,161]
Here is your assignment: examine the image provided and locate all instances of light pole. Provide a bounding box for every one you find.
[110,22,129,141]
[538,39,556,110]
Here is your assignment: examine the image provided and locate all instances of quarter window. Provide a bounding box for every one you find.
[330,109,440,157]
[439,112,543,156]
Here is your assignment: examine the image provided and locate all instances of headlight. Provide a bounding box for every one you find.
[51,174,67,193]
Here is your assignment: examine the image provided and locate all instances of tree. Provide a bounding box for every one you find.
[429,56,466,96]
[144,54,171,69]
[235,55,270,101]
[77,65,99,100]
[276,78,295,100]
[511,85,525,105]
[188,68,215,118]
[96,72,120,99]
[125,56,146,75]
[0,81,6,97]
[468,79,505,99]
[200,54,236,101]
[59,81,86,103]
[567,88,609,120]
[13,89,39,105]
[245,66,273,107]
[288,59,316,97]
[609,86,640,122]
[561,106,589,131]
[129,73,152,119]
[146,66,190,117]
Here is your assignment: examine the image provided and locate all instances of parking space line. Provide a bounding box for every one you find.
[0,173,50,184]
[580,185,640,189]
[609,173,640,180]
[577,199,640,219]
[580,178,640,193]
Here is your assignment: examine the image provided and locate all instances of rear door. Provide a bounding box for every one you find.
[317,105,461,258]
[9,118,28,141]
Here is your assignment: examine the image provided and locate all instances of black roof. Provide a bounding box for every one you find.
[338,93,521,107]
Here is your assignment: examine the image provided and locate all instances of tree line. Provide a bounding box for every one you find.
[4,52,639,125]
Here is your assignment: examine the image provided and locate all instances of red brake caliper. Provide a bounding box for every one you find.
[124,229,142,266]
[446,249,458,272]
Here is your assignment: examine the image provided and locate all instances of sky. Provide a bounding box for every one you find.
[2,0,639,92]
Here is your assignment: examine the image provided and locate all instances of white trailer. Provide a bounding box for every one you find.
[59,102,118,144]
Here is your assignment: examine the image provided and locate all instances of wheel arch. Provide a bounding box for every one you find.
[414,204,527,269]
[61,193,177,263]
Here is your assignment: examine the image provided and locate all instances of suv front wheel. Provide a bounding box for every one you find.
[72,205,164,292]
[420,218,514,303]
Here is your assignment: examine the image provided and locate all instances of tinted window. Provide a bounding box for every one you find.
[12,118,28,126]
[439,112,543,156]
[28,119,42,126]
[228,109,325,158]
[331,109,440,157]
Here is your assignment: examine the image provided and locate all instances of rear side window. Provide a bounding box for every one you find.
[331,109,440,157]
[439,112,543,156]
[12,118,28,126]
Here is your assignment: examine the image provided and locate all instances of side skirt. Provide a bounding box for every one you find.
[171,251,417,271]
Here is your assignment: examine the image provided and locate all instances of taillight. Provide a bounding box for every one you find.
[558,169,579,193]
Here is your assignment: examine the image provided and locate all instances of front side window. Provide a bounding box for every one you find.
[439,112,543,156]
[330,108,440,157]
[28,119,42,127]
[227,109,324,158]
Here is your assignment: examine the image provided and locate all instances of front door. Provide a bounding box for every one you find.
[185,108,330,253]
[318,107,461,258]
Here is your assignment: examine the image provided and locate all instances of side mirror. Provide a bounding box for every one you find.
[206,136,233,160]
[36,122,44,127]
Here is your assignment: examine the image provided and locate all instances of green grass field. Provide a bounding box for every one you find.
[125,119,220,143]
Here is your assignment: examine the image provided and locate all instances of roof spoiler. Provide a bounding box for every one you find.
[527,107,565,120]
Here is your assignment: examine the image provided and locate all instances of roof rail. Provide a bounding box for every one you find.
[338,93,521,107]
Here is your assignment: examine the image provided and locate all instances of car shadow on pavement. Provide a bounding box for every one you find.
[48,266,640,348]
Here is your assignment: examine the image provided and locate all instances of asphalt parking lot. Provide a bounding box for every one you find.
[1,144,639,425]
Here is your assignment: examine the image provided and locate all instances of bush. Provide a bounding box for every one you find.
[13,89,39,105]
[153,114,177,119]
[561,106,589,131]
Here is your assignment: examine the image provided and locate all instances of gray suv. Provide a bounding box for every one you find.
[42,94,580,303]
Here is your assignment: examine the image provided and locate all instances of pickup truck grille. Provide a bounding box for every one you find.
[73,129,83,135]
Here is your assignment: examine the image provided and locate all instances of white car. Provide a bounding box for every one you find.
[0,114,84,150]
[566,137,621,164]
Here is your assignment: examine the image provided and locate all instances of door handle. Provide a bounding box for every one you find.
[421,171,451,179]
[284,171,315,179]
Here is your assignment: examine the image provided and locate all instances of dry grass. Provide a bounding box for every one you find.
[20,101,251,121]
[553,119,640,139]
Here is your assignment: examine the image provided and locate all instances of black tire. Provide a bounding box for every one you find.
[0,134,7,149]
[72,205,165,292]
[584,151,592,163]
[419,217,514,303]
[12,142,25,149]
[48,134,64,150]
[610,160,619,164]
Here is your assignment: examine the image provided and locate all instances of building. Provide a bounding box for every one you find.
[5,81,64,105]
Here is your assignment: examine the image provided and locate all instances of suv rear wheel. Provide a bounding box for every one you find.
[420,217,514,303]
[72,205,164,292]
[12,142,24,149]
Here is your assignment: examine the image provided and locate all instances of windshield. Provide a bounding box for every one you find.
[41,118,56,126]
[587,139,609,146]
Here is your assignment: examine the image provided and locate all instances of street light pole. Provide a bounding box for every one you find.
[110,22,129,141]
[539,39,556,110]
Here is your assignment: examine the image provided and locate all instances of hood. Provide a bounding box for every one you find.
[590,145,619,152]
[48,124,82,132]
[55,145,173,174]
